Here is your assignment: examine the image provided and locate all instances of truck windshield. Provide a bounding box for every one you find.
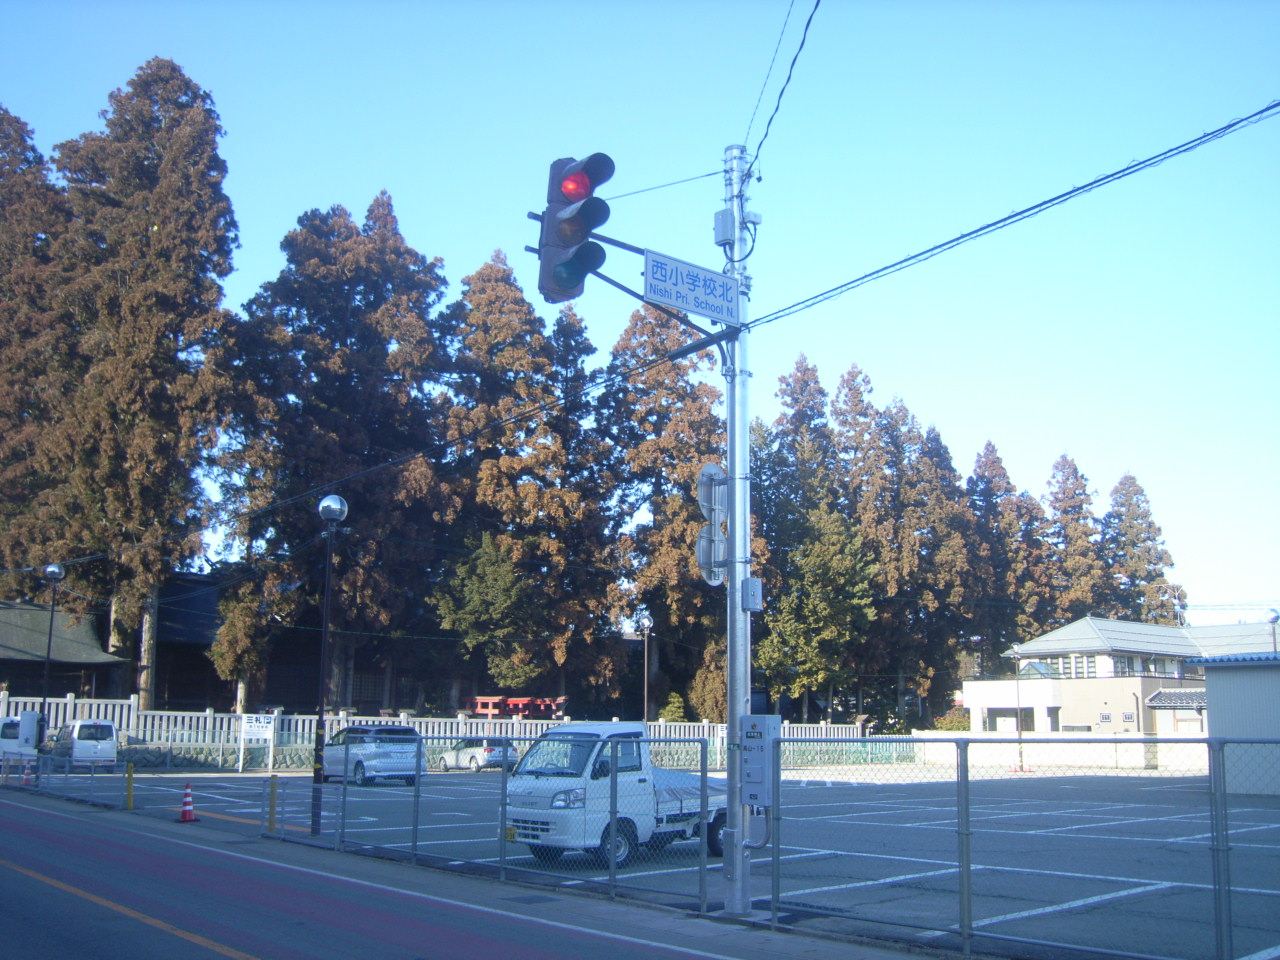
[514,734,598,777]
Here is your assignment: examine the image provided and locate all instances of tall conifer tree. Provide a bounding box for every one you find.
[215,194,450,710]
[597,305,725,719]
[0,107,74,583]
[1043,455,1108,626]
[1100,473,1182,623]
[14,61,238,703]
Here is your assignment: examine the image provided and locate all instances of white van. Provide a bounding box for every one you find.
[50,719,118,768]
[1,711,40,761]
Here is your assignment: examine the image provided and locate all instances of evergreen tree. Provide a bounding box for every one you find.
[1043,455,1108,626]
[905,426,978,720]
[1100,473,1182,623]
[0,107,74,585]
[596,305,725,718]
[215,194,450,710]
[965,442,1054,663]
[432,255,621,708]
[758,502,875,721]
[11,60,239,704]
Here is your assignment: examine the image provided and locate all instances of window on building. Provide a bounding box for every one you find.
[1099,712,1112,723]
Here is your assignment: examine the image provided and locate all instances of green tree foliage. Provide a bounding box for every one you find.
[658,691,689,722]
[1100,474,1182,623]
[759,502,875,721]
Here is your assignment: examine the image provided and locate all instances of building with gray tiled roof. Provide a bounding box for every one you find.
[960,616,1278,736]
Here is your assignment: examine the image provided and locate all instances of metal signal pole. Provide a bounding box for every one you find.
[721,143,755,917]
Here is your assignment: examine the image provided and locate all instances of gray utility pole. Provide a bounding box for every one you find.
[720,143,758,917]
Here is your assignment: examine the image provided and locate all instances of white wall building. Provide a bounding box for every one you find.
[961,617,1279,736]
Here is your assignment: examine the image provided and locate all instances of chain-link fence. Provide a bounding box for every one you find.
[1,751,129,806]
[761,736,1279,960]
[7,731,1277,960]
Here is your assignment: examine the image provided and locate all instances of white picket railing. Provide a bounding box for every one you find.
[0,692,866,760]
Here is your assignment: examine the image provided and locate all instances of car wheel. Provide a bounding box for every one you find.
[438,756,449,772]
[529,845,564,866]
[706,812,726,858]
[353,761,372,787]
[469,756,482,773]
[590,820,637,869]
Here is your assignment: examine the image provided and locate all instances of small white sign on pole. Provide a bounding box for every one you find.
[238,714,277,773]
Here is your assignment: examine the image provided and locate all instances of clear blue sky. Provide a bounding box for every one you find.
[3,0,1277,626]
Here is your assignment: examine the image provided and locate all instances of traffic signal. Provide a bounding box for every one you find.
[538,152,614,303]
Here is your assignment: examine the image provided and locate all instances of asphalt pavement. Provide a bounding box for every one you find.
[0,784,936,960]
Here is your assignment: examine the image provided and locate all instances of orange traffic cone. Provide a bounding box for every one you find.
[21,759,35,787]
[176,783,200,823]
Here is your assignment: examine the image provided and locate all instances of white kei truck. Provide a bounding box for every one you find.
[502,721,728,868]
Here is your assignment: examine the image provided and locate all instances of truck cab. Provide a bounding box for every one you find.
[503,721,726,868]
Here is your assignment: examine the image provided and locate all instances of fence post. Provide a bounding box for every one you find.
[770,735,783,929]
[410,738,422,860]
[956,739,973,954]
[1207,739,1233,960]
[698,736,709,915]
[606,739,619,895]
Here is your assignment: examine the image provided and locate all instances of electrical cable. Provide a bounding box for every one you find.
[743,0,798,148]
[749,98,1280,330]
[744,0,821,185]
[604,170,718,202]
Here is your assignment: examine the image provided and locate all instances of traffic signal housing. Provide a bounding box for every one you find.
[538,153,614,303]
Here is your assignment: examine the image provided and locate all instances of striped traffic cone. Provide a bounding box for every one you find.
[21,759,35,787]
[176,783,200,822]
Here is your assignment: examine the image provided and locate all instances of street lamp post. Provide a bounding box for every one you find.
[39,563,66,746]
[311,494,348,837]
[1002,643,1026,772]
[638,614,653,724]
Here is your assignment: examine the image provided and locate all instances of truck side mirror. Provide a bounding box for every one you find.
[592,758,612,780]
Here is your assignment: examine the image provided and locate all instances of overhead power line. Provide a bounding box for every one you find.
[743,0,798,148]
[745,0,822,184]
[749,99,1280,330]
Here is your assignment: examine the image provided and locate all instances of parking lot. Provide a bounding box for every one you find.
[61,766,1272,960]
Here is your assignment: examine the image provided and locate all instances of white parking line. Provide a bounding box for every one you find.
[785,866,964,898]
[971,882,1173,928]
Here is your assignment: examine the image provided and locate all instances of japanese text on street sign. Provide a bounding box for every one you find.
[644,250,740,325]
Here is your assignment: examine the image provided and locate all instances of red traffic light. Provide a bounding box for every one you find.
[560,170,593,202]
[546,152,615,204]
[538,152,614,304]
